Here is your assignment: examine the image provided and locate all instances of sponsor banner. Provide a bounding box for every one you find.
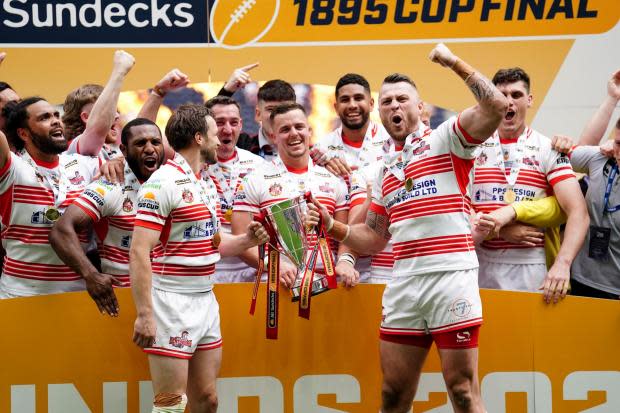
[0,0,618,46]
[1,285,619,412]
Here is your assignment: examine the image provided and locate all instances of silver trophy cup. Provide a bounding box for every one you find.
[262,196,330,301]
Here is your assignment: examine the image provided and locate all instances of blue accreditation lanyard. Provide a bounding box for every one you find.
[603,163,620,213]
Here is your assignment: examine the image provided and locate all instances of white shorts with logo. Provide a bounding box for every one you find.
[478,260,546,292]
[145,288,222,359]
[380,268,483,337]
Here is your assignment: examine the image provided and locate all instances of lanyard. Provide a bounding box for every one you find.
[493,128,529,189]
[20,150,69,207]
[210,151,242,211]
[383,130,422,182]
[603,163,620,213]
[173,153,219,231]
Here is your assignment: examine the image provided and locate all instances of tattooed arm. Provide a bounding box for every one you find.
[429,43,508,142]
[306,200,389,256]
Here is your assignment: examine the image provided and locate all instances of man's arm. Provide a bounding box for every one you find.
[217,63,259,96]
[78,50,134,156]
[49,205,121,316]
[129,226,160,348]
[137,68,189,122]
[579,69,620,146]
[218,221,268,257]
[543,179,589,303]
[231,210,297,287]
[429,43,508,142]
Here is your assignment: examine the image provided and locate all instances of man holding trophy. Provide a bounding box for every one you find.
[307,43,509,412]
[232,103,349,324]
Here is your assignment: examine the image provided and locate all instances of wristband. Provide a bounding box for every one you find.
[337,252,356,266]
[152,85,167,98]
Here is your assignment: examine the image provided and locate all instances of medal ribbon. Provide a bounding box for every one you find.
[172,153,219,234]
[494,128,530,197]
[603,163,620,214]
[21,150,70,209]
[383,130,422,182]
[211,151,243,219]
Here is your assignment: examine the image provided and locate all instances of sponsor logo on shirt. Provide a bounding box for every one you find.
[84,188,105,206]
[30,210,55,224]
[138,192,159,210]
[121,235,131,248]
[69,171,85,185]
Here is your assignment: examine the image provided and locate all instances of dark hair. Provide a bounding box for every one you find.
[492,68,531,92]
[335,73,371,97]
[4,96,45,151]
[615,117,620,130]
[205,95,241,112]
[62,84,104,141]
[121,118,161,146]
[383,73,418,90]
[257,79,296,103]
[269,102,307,123]
[0,81,14,94]
[165,104,212,151]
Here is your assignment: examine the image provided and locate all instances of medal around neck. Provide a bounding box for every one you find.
[504,189,516,204]
[45,207,61,222]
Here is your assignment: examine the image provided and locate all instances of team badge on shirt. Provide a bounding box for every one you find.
[475,151,488,166]
[122,197,133,212]
[269,183,283,196]
[182,189,194,203]
[69,171,85,185]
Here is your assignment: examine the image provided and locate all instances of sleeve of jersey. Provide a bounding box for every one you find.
[369,166,387,216]
[568,146,599,174]
[349,171,368,209]
[0,153,16,195]
[73,180,111,221]
[334,179,349,212]
[513,196,567,228]
[545,148,576,187]
[233,175,261,214]
[66,134,82,155]
[446,115,479,159]
[134,179,170,231]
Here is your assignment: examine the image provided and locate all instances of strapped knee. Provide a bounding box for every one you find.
[152,393,187,413]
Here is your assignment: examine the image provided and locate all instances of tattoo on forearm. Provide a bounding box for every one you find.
[467,73,496,102]
[366,211,391,240]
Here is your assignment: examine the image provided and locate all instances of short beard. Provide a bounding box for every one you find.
[202,147,217,165]
[126,152,164,182]
[30,129,68,155]
[341,112,369,131]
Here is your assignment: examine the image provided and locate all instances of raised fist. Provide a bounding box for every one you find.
[607,69,620,100]
[429,43,457,68]
[113,50,135,75]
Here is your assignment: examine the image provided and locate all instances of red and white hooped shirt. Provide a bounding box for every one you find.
[134,153,222,293]
[73,162,142,285]
[209,148,265,273]
[471,127,574,264]
[370,116,479,277]
[0,151,99,296]
[234,158,348,270]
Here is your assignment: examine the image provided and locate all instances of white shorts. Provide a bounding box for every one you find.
[0,286,20,299]
[478,260,546,292]
[380,269,483,337]
[145,288,222,359]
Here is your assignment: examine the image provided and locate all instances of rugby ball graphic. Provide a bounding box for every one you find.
[210,0,280,49]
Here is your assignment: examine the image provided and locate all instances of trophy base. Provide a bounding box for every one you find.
[291,275,330,302]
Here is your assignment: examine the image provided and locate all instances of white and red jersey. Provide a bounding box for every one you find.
[349,125,432,279]
[0,151,100,296]
[134,153,222,293]
[73,163,142,285]
[234,158,348,269]
[209,148,266,274]
[67,134,121,162]
[316,122,391,275]
[371,116,479,277]
[472,127,574,264]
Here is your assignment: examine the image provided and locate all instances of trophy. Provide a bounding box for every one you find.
[250,194,336,338]
[263,195,332,301]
